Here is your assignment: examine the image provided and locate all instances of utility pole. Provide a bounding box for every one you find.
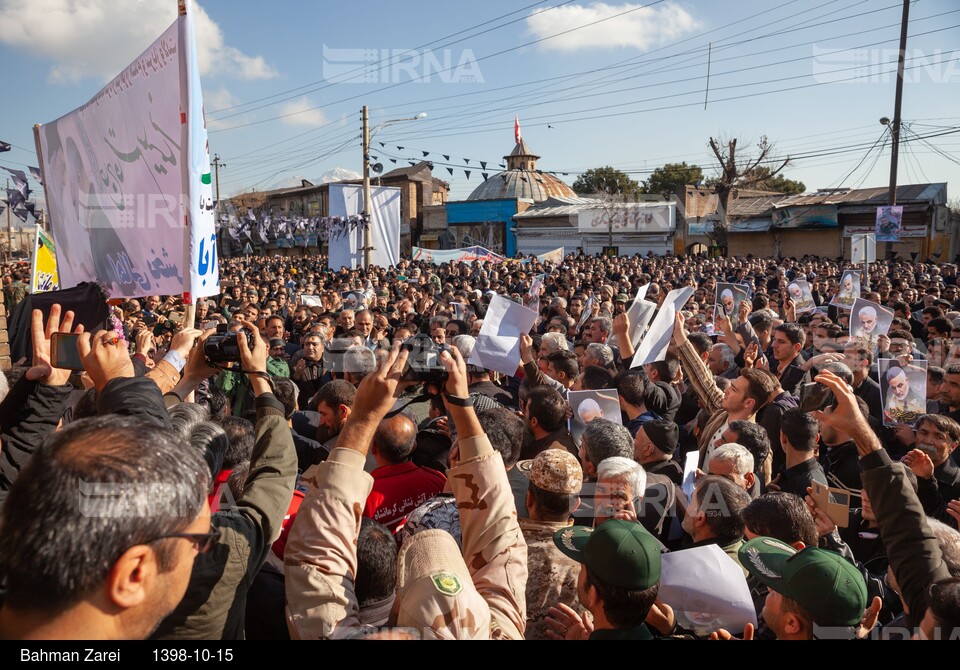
[362,105,373,269]
[886,0,910,259]
[212,154,225,206]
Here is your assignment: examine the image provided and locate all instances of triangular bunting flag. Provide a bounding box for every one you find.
[0,141,10,153]
[464,159,470,165]
[443,154,450,161]
[29,166,43,185]
[482,173,489,181]
[397,146,404,151]
[464,170,471,180]
[446,167,454,176]
[480,161,487,169]
[422,151,429,157]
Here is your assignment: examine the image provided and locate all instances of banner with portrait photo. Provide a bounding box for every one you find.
[341,290,368,311]
[36,0,218,299]
[831,270,861,309]
[876,205,904,243]
[714,283,749,322]
[786,279,816,314]
[568,389,622,446]
[878,359,927,428]
[849,298,894,343]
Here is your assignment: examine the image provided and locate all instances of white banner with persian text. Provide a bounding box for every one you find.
[37,0,218,299]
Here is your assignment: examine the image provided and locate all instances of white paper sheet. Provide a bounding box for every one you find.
[660,544,758,637]
[468,295,538,377]
[630,286,694,368]
[682,450,699,500]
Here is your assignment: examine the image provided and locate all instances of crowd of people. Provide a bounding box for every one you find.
[0,250,959,641]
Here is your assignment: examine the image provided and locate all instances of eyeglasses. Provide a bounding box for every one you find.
[149,527,221,554]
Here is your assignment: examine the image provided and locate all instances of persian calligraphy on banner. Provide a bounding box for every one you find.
[36,0,218,299]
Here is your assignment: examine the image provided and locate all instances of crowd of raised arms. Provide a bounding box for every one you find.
[0,251,959,641]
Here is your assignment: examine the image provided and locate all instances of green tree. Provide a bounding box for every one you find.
[572,166,643,197]
[644,162,704,198]
[742,166,806,194]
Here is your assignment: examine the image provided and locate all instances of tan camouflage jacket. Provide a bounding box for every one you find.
[519,518,581,641]
[283,433,528,640]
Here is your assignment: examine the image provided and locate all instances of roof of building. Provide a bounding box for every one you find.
[465,135,577,203]
[467,169,578,202]
[726,182,947,221]
[379,161,450,188]
[512,195,604,219]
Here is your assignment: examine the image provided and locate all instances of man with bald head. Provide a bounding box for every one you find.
[363,412,447,533]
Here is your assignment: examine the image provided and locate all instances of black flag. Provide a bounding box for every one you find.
[0,141,10,153]
[464,170,471,180]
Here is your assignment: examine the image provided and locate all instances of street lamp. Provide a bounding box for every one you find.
[362,107,427,268]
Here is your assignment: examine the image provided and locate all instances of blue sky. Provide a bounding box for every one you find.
[1,0,958,207]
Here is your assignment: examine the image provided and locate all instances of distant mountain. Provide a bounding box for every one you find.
[267,167,362,191]
[317,167,361,183]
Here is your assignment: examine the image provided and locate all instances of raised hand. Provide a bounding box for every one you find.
[709,623,754,640]
[26,305,84,386]
[545,603,593,641]
[901,449,935,480]
[78,330,135,392]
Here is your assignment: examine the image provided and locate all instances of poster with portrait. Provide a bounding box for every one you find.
[831,270,862,309]
[878,359,927,428]
[849,298,894,343]
[786,279,817,314]
[340,290,368,311]
[876,205,904,243]
[714,283,750,322]
[568,389,622,446]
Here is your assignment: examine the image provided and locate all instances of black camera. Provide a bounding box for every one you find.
[204,325,255,364]
[401,335,450,384]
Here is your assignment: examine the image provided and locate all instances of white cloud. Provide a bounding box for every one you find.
[204,87,243,130]
[278,97,328,128]
[526,2,701,51]
[0,0,278,83]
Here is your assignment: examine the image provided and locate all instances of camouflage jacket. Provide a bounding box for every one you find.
[284,433,528,640]
[519,518,582,640]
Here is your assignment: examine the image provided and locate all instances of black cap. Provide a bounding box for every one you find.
[641,419,679,455]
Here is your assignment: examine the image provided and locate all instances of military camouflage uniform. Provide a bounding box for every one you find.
[284,433,528,639]
[519,518,582,640]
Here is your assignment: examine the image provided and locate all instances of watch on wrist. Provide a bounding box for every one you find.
[444,393,474,407]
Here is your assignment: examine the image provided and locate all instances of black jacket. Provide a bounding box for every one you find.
[861,450,953,628]
[0,378,73,506]
[0,375,169,507]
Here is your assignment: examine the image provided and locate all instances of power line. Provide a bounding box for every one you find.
[210,0,671,128]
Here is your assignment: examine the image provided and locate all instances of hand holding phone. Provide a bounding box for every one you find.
[50,332,84,371]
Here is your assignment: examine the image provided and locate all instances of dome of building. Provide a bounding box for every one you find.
[466,138,576,202]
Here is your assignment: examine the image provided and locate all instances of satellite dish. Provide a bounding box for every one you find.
[372,163,383,174]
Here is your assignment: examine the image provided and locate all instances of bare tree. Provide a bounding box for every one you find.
[708,135,791,252]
